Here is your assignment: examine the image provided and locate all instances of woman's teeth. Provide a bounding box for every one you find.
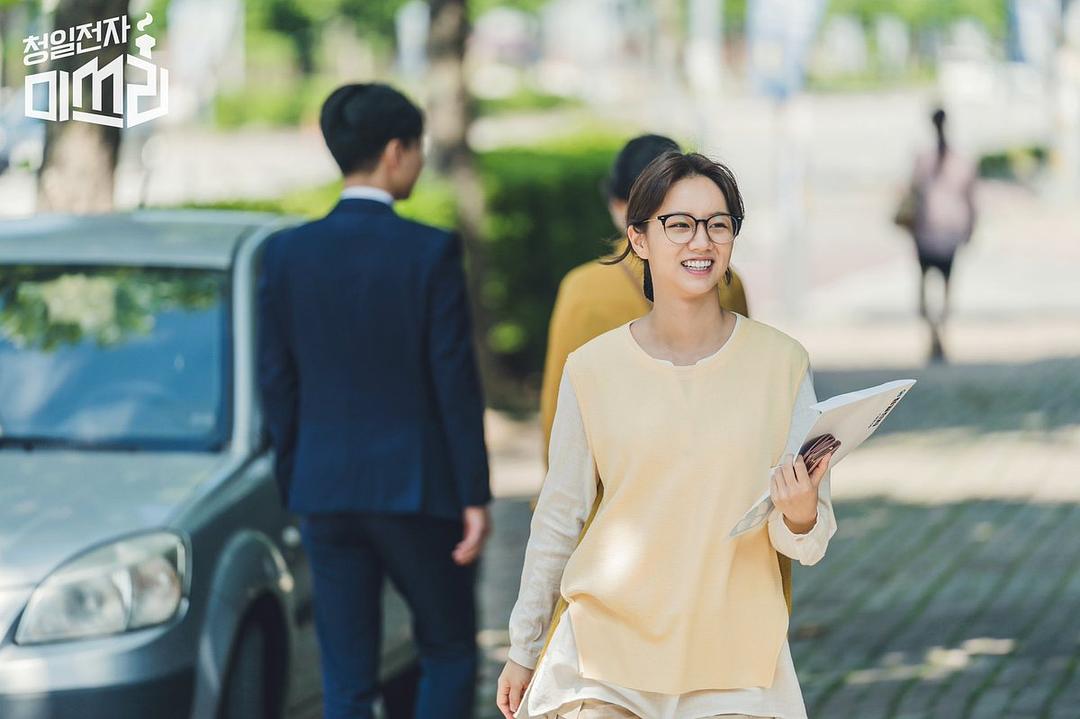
[681,259,713,271]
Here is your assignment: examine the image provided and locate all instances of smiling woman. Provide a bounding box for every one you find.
[499,152,837,719]
[602,150,745,305]
[0,264,231,451]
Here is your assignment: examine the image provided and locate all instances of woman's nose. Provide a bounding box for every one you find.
[687,221,712,249]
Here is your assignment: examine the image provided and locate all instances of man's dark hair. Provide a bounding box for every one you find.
[319,83,424,176]
[603,134,681,201]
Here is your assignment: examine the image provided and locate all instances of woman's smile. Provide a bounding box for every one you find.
[680,257,715,276]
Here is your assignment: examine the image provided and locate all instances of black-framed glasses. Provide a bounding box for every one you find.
[644,212,742,245]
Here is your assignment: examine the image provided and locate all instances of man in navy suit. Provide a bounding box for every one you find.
[257,82,492,719]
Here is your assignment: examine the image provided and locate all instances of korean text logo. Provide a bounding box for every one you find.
[23,12,168,128]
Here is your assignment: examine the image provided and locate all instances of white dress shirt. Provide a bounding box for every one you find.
[340,185,394,205]
[508,355,837,719]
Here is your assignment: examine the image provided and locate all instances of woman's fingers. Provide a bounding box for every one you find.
[771,451,828,527]
[497,667,525,718]
[496,678,523,718]
[793,454,811,485]
[496,679,510,717]
[508,687,518,716]
[774,463,792,495]
[780,454,799,492]
[811,449,836,487]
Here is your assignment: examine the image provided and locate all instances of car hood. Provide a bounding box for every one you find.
[0,450,232,589]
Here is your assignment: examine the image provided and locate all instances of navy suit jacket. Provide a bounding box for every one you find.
[256,197,492,520]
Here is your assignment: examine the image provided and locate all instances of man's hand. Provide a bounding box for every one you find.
[453,505,491,566]
[496,658,534,718]
[770,450,835,535]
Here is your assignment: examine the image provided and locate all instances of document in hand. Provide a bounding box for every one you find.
[729,379,917,538]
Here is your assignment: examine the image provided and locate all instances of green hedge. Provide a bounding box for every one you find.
[977,145,1048,182]
[477,136,621,383]
[181,134,625,401]
[476,88,583,117]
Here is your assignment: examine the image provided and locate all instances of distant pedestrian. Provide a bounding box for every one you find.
[897,107,977,362]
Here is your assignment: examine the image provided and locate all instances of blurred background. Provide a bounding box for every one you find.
[1,0,1079,718]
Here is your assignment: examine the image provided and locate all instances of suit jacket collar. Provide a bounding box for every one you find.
[330,197,396,215]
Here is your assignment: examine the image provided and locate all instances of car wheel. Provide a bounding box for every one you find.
[221,616,278,719]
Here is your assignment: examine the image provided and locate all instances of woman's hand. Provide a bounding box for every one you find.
[770,450,835,534]
[497,659,534,718]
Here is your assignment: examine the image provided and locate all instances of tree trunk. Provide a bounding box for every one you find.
[427,0,507,402]
[36,0,129,213]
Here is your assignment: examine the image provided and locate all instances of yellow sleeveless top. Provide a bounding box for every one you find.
[552,313,809,694]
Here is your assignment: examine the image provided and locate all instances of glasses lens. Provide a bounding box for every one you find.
[707,215,735,243]
[662,214,695,243]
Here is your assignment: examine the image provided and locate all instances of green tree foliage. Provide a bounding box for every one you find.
[477,136,619,379]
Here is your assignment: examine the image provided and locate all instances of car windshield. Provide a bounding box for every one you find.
[0,264,231,451]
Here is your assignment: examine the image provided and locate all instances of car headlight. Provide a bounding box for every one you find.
[16,532,187,645]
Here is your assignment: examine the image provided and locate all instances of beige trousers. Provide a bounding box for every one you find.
[552,697,775,718]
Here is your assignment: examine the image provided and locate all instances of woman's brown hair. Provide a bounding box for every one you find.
[601,151,744,302]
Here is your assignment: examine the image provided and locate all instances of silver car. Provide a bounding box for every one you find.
[0,211,418,718]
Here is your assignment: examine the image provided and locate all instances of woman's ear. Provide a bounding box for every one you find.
[627,224,649,260]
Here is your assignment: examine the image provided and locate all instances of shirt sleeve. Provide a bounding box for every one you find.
[508,366,596,669]
[767,364,837,566]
